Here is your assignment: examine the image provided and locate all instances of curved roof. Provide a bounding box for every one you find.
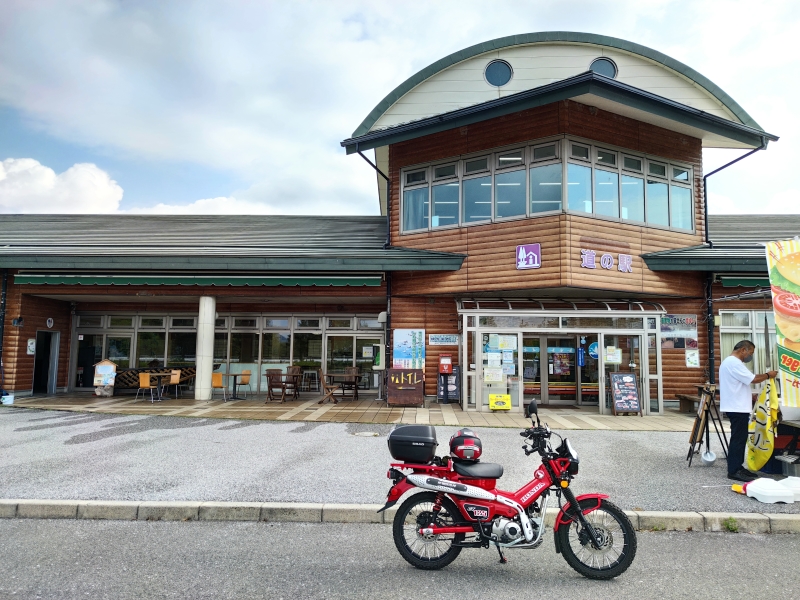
[353,31,763,137]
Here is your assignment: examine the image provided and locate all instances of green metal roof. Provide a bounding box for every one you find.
[0,215,465,272]
[720,277,770,288]
[13,274,383,287]
[352,31,764,138]
[342,72,776,154]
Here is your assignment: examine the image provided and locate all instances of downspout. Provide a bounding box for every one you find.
[0,269,7,393]
[702,136,766,383]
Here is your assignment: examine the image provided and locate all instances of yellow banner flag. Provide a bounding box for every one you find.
[746,378,779,472]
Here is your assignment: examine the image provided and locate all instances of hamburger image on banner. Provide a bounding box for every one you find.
[766,239,800,406]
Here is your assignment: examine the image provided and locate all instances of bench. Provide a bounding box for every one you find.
[676,394,701,413]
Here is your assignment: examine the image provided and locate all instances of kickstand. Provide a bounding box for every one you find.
[494,543,508,564]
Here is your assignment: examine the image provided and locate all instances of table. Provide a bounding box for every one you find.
[223,373,247,400]
[149,372,172,401]
[325,373,359,401]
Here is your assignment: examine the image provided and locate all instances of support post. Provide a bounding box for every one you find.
[195,296,216,400]
[0,269,7,393]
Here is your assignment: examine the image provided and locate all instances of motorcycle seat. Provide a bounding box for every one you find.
[453,461,504,479]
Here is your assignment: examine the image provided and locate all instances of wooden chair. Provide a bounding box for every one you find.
[340,366,360,400]
[318,368,341,405]
[265,369,286,403]
[285,366,302,399]
[135,372,157,403]
[211,372,227,401]
[239,370,252,399]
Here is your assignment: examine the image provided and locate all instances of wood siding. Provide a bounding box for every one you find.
[389,99,704,299]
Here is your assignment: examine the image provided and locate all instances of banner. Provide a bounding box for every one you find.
[766,239,800,407]
[392,329,425,370]
[746,379,779,472]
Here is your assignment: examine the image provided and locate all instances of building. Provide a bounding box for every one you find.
[0,32,794,415]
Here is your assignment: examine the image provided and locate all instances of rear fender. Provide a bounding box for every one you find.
[377,477,415,513]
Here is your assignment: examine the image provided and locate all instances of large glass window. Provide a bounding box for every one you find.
[594,169,619,218]
[262,333,290,367]
[230,332,259,378]
[621,175,645,221]
[431,181,459,228]
[646,179,669,226]
[670,185,693,230]
[105,336,131,369]
[494,169,526,218]
[168,332,196,367]
[136,332,166,368]
[326,336,354,372]
[293,333,322,369]
[462,176,491,223]
[567,163,592,213]
[530,163,561,213]
[403,187,429,231]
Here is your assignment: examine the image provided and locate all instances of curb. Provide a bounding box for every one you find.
[1,499,798,533]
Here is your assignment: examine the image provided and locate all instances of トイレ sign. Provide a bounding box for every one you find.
[516,244,541,270]
[579,249,633,273]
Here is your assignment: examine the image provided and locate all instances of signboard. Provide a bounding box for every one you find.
[392,329,425,370]
[588,341,599,359]
[489,394,512,410]
[26,339,36,355]
[362,346,373,358]
[516,243,541,270]
[766,239,800,407]
[685,349,700,368]
[387,369,424,406]
[605,347,622,364]
[429,334,459,346]
[437,366,462,402]
[660,314,698,349]
[609,372,642,416]
[579,249,633,273]
[93,359,118,386]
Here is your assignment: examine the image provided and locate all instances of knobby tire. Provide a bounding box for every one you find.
[392,491,465,570]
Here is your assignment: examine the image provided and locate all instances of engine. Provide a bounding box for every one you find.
[491,517,524,543]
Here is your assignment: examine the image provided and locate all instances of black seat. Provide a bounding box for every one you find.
[453,461,503,479]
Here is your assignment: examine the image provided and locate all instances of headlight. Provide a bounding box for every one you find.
[565,439,578,461]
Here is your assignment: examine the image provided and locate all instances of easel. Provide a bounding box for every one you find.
[687,384,729,467]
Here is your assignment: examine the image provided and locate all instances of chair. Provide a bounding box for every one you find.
[301,369,320,393]
[239,370,252,399]
[285,366,302,399]
[265,369,286,403]
[318,368,341,405]
[163,369,181,398]
[211,372,227,401]
[340,366,360,400]
[135,372,157,403]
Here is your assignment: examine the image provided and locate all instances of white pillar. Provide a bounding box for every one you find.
[195,296,216,400]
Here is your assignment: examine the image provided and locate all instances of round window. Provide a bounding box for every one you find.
[485,60,513,87]
[590,57,618,79]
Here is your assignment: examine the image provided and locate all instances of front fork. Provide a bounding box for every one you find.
[558,487,604,551]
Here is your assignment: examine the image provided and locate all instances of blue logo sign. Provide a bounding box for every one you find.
[588,342,599,359]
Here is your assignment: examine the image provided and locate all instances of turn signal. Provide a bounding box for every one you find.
[560,480,569,488]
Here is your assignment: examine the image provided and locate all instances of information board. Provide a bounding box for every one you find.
[609,372,642,416]
[387,369,424,406]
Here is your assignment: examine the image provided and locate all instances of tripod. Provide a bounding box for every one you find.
[687,385,729,467]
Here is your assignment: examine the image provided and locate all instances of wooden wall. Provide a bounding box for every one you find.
[1,278,72,393]
[388,99,705,299]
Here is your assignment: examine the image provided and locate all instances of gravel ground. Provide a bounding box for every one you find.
[1,406,798,514]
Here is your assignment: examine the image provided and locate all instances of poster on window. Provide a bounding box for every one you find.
[766,239,800,409]
[685,349,700,368]
[392,329,425,370]
[498,335,517,350]
[483,367,504,383]
[552,353,571,375]
[660,315,698,349]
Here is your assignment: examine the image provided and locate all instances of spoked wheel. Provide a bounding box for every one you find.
[392,492,465,570]
[556,499,637,580]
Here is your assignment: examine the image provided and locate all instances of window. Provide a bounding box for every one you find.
[327,318,352,329]
[494,169,526,218]
[140,317,164,328]
[358,318,383,330]
[434,164,457,179]
[464,157,488,174]
[594,169,619,218]
[108,316,133,328]
[722,312,751,327]
[262,332,290,366]
[621,175,645,221]
[485,60,513,87]
[405,169,426,186]
[171,318,195,328]
[78,315,103,328]
[497,150,524,170]
[215,318,228,328]
[567,163,592,213]
[670,185,693,230]
[233,318,257,328]
[296,318,320,329]
[462,175,491,223]
[292,333,322,368]
[532,143,557,162]
[530,163,562,213]
[672,167,690,182]
[168,332,196,366]
[648,162,667,178]
[136,332,166,367]
[264,318,289,329]
[623,156,642,172]
[431,181,459,228]
[646,180,669,226]
[596,148,616,166]
[590,57,618,78]
[403,187,429,231]
[571,144,590,160]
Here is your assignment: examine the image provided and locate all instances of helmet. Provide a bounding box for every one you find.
[449,428,482,462]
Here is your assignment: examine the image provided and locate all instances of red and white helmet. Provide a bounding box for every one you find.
[449,428,482,462]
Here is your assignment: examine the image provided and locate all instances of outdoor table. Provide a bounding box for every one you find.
[149,372,172,401]
[223,373,247,400]
[325,373,359,401]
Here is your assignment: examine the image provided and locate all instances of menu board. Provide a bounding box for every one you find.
[609,372,642,416]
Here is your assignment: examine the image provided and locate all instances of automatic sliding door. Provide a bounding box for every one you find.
[481,333,519,409]
[546,338,577,404]
[522,335,541,409]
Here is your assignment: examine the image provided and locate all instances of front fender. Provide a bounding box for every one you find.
[377,478,416,513]
[553,493,609,532]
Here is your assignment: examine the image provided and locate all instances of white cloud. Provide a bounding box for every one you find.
[0,158,122,213]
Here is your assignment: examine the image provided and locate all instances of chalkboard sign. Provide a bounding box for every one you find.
[437,366,461,403]
[609,372,642,416]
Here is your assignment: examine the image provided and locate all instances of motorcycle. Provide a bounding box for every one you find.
[378,401,637,580]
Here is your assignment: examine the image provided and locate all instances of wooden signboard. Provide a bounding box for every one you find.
[609,372,642,416]
[387,369,425,406]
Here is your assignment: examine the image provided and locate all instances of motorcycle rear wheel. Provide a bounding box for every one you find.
[392,492,465,570]
[556,498,636,580]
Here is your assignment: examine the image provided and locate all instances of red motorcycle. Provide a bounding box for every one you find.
[379,402,636,580]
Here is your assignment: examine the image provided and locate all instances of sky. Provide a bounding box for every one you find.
[0,0,798,216]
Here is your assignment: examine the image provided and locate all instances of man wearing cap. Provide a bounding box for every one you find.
[719,340,777,482]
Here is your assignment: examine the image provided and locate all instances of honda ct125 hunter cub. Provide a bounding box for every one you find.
[378,401,637,580]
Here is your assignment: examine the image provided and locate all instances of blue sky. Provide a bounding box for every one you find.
[1,0,798,215]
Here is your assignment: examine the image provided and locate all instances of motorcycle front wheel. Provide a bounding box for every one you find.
[392,491,465,570]
[556,498,637,580]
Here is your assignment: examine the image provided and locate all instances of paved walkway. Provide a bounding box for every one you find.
[8,392,708,432]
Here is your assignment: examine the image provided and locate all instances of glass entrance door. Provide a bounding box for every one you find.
[105,336,132,369]
[601,334,643,414]
[578,334,600,405]
[522,336,541,408]
[76,334,103,388]
[481,333,520,409]
[546,337,577,404]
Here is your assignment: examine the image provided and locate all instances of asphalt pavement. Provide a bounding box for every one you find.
[2,519,799,600]
[1,407,798,514]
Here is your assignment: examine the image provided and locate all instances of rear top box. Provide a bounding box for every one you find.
[388,425,438,464]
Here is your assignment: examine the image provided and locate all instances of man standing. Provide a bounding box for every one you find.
[719,340,777,482]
